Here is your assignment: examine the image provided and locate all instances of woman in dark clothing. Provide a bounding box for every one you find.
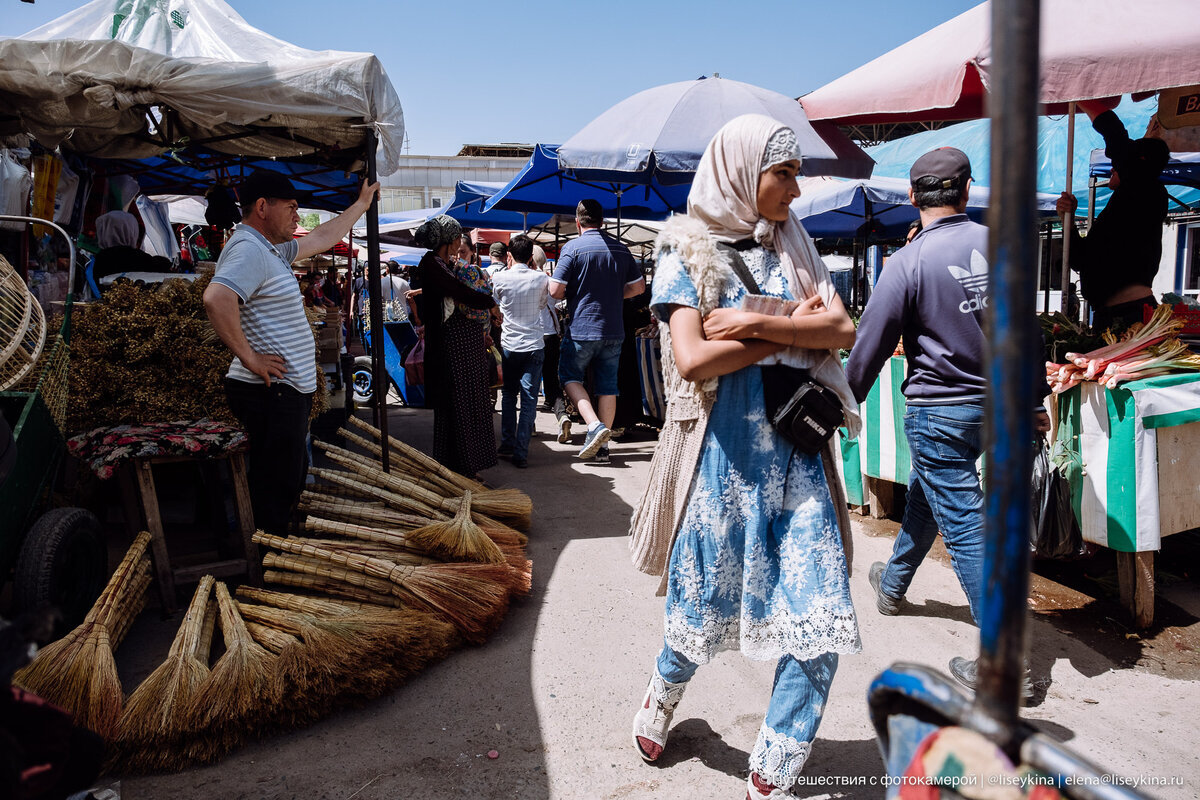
[411,216,498,479]
[92,210,157,279]
[1057,100,1170,332]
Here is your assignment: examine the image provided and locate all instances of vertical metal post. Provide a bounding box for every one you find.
[365,130,390,473]
[979,0,1040,752]
[1059,103,1077,315]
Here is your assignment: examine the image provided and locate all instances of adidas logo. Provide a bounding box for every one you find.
[948,249,989,313]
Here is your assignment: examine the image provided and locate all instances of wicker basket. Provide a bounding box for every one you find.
[0,254,48,392]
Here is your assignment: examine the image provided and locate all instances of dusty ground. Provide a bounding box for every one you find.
[98,403,1199,800]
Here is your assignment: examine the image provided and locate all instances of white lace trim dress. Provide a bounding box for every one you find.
[652,247,861,665]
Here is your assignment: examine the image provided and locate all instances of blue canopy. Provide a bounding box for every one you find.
[483,144,691,221]
[369,180,552,234]
[792,175,1061,239]
[864,97,1161,218]
[1089,148,1200,210]
[96,148,365,212]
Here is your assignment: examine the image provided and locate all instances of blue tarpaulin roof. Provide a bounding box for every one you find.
[863,97,1166,218]
[483,144,691,220]
[367,180,553,233]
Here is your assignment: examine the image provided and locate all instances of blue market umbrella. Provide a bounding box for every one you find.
[557,76,874,185]
[367,180,552,234]
[483,144,691,222]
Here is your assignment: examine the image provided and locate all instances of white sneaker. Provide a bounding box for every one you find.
[631,672,686,763]
[557,415,571,444]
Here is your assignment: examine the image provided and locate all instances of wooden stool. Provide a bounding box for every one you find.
[120,450,261,614]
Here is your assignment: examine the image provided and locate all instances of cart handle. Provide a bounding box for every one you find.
[0,215,78,332]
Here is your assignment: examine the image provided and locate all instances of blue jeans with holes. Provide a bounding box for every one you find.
[500,347,544,462]
[878,402,985,624]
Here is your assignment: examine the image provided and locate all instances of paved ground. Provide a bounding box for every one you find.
[113,403,1200,800]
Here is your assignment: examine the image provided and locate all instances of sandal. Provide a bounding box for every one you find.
[631,671,686,762]
[746,772,792,799]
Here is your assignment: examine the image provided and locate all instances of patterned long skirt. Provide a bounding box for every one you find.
[433,313,497,477]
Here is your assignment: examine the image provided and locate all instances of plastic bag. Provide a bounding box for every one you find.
[1030,440,1084,559]
[403,332,424,387]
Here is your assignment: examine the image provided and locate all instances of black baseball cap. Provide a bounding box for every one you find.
[239,170,299,209]
[910,147,972,190]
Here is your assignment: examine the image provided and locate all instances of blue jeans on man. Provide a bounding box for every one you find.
[877,402,985,624]
[500,347,545,464]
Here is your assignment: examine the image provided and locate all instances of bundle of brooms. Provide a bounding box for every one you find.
[12,532,154,739]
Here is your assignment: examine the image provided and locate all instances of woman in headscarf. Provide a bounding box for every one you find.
[628,115,861,798]
[92,210,156,279]
[411,216,498,478]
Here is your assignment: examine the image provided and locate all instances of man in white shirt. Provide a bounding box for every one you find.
[491,234,549,468]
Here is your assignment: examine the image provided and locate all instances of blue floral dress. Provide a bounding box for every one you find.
[651,247,860,666]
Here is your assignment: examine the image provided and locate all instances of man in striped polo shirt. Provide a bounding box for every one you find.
[204,171,378,534]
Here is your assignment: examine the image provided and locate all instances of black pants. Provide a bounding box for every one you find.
[224,379,313,535]
[542,333,562,405]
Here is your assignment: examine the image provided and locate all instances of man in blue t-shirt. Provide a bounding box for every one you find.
[549,199,646,462]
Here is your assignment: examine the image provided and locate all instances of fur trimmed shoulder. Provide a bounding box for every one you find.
[652,214,733,316]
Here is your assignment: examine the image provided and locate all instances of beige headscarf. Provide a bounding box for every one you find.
[687,114,861,438]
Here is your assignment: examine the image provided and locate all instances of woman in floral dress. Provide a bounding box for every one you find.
[630,115,861,799]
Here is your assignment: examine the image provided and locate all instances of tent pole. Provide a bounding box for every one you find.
[365,130,390,473]
[1059,102,1076,316]
[980,0,1040,753]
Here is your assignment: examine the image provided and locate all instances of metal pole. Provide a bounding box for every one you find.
[1059,103,1076,315]
[365,130,390,473]
[979,0,1040,753]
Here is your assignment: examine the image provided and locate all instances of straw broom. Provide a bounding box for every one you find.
[263,569,404,609]
[311,467,526,546]
[305,515,530,582]
[264,551,422,596]
[286,535,412,560]
[238,590,460,690]
[337,426,464,497]
[301,491,529,550]
[253,532,509,642]
[404,491,507,565]
[111,576,214,771]
[317,446,511,562]
[327,432,533,530]
[184,582,277,758]
[13,532,152,737]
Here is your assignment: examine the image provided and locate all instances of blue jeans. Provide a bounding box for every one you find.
[655,643,838,789]
[500,347,545,462]
[878,402,985,624]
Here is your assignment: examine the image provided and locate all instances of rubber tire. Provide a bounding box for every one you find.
[352,355,375,404]
[14,507,107,633]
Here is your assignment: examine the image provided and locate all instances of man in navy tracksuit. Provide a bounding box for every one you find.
[846,147,1047,696]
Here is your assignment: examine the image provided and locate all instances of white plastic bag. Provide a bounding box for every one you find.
[0,149,33,231]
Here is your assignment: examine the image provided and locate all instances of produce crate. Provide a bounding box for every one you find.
[1145,303,1200,334]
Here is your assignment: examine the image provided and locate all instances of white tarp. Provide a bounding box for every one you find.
[0,0,405,173]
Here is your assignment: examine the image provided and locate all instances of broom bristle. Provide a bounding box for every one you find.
[406,492,507,565]
[185,583,277,754]
[114,577,214,755]
[395,562,512,643]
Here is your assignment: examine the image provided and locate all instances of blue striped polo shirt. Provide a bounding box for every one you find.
[211,226,317,394]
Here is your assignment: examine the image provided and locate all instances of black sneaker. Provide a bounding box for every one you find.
[497,445,514,459]
[869,561,902,616]
[948,656,1035,699]
[592,445,610,464]
[511,457,528,469]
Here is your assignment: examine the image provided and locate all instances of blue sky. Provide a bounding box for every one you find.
[2,0,982,155]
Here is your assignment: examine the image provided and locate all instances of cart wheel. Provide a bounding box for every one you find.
[352,355,375,403]
[15,508,106,633]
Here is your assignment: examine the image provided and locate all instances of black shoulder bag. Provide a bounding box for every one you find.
[719,242,844,454]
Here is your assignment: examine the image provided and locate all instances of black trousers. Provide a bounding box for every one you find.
[542,333,562,405]
[224,378,313,535]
